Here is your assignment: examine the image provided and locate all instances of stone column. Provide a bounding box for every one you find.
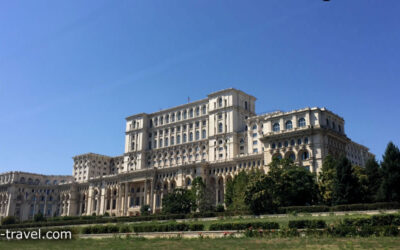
[124,183,129,216]
[99,186,106,215]
[87,186,94,216]
[149,179,154,212]
[116,184,122,216]
[144,180,148,205]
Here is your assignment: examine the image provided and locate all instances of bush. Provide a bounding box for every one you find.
[119,224,131,233]
[34,213,46,222]
[216,204,225,213]
[278,202,400,214]
[342,214,400,227]
[288,220,326,229]
[132,223,191,233]
[189,223,204,231]
[81,224,120,234]
[1,216,17,225]
[209,221,279,231]
[140,205,151,216]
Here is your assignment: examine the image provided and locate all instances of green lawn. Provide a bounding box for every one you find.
[1,237,400,250]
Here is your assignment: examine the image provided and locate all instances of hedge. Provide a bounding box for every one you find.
[278,202,400,214]
[81,224,120,234]
[342,214,400,227]
[132,223,204,232]
[209,222,279,231]
[2,202,399,229]
[288,220,326,229]
[327,225,399,237]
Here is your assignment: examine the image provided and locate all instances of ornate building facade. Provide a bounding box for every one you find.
[0,88,373,221]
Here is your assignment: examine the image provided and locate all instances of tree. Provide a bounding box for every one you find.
[364,157,381,202]
[191,177,214,213]
[225,170,259,212]
[333,156,361,205]
[244,158,318,214]
[162,188,195,214]
[318,155,337,205]
[353,165,369,203]
[268,158,318,207]
[244,174,277,215]
[379,142,400,202]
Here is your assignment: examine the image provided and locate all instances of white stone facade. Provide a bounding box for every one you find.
[0,88,373,221]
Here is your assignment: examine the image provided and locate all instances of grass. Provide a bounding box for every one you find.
[1,236,400,249]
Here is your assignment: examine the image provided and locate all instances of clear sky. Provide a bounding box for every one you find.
[1,1,399,175]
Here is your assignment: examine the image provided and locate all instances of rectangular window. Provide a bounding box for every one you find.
[253,140,258,145]
[253,148,258,153]
[202,130,206,139]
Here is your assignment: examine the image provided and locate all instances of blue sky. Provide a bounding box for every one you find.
[1,1,399,175]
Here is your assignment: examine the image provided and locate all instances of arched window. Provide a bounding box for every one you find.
[171,136,174,145]
[298,118,306,127]
[166,115,169,123]
[195,131,199,140]
[301,151,310,160]
[165,138,169,147]
[273,123,280,132]
[285,120,293,130]
[218,123,223,133]
[304,137,309,144]
[218,98,223,107]
[189,109,193,118]
[202,105,206,115]
[183,134,187,143]
[186,178,192,186]
[332,122,336,130]
[20,177,25,183]
[171,113,175,122]
[189,132,193,141]
[159,139,163,147]
[252,124,257,130]
[244,101,248,110]
[177,112,181,120]
[160,116,163,125]
[289,153,296,161]
[196,107,199,116]
[177,135,181,144]
[183,110,187,119]
[271,143,276,149]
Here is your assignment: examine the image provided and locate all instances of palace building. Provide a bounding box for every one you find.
[0,88,373,221]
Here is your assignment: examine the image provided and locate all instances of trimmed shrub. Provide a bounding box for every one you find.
[342,214,400,227]
[132,223,191,233]
[81,224,119,234]
[288,220,326,229]
[209,222,279,231]
[189,223,204,231]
